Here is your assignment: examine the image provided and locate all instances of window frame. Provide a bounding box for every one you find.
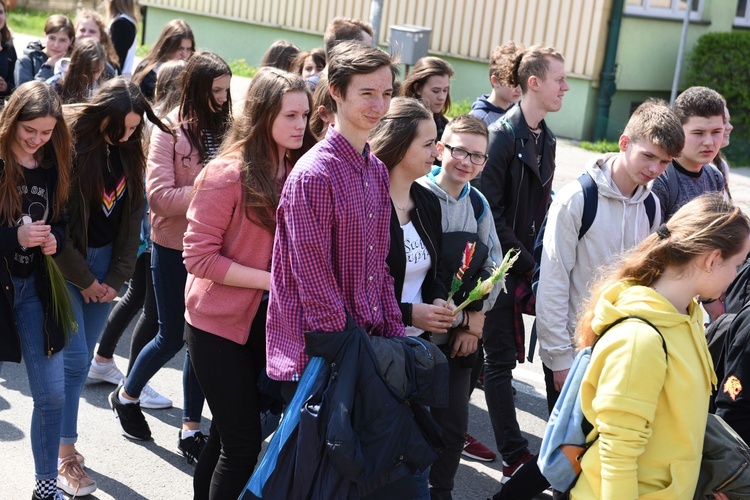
[736,0,750,27]
[624,0,704,21]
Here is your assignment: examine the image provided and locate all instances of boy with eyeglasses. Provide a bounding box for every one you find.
[417,114,503,498]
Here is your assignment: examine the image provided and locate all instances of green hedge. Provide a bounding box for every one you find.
[687,31,750,166]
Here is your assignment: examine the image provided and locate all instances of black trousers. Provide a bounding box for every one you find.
[186,301,267,500]
[429,349,473,499]
[96,252,158,375]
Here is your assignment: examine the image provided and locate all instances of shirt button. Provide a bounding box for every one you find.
[369,245,374,251]
[518,153,522,158]
[373,306,378,312]
[368,213,373,218]
[365,182,369,187]
[368,276,373,281]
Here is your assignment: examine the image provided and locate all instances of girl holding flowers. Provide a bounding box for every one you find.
[0,81,72,500]
[370,96,454,498]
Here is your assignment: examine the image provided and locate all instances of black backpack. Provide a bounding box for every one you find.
[531,172,656,294]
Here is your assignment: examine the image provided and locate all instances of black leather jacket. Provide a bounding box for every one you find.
[480,104,557,276]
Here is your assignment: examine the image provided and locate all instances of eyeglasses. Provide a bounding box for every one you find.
[442,144,489,166]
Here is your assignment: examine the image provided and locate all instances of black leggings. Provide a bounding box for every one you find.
[96,252,159,375]
[186,300,267,500]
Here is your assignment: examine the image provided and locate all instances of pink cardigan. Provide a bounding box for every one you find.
[183,157,280,344]
[146,108,203,251]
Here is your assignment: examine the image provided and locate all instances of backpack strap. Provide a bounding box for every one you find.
[666,162,679,218]
[593,315,667,360]
[644,193,656,229]
[468,187,484,222]
[582,315,667,439]
[576,172,598,240]
[705,163,724,189]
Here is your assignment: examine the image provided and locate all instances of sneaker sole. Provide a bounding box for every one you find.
[461,450,496,462]
[140,400,173,410]
[109,393,152,441]
[88,372,125,385]
[57,478,97,496]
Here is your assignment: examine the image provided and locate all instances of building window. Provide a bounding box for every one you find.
[625,0,703,21]
[737,0,750,26]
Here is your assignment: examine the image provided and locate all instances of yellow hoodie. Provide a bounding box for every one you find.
[571,281,716,500]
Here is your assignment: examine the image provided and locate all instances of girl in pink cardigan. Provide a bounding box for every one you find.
[182,67,315,499]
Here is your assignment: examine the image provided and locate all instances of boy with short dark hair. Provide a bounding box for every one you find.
[470,41,523,126]
[652,86,726,222]
[266,41,401,382]
[418,114,503,498]
[323,16,374,54]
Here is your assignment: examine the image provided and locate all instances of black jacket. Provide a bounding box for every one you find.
[480,104,556,275]
[257,324,448,499]
[0,39,17,96]
[0,159,67,362]
[716,302,750,444]
[387,182,448,325]
[55,165,143,293]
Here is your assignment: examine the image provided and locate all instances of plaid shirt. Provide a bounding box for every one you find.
[266,127,405,381]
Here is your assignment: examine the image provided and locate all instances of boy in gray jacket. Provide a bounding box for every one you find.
[536,100,684,409]
[417,114,503,498]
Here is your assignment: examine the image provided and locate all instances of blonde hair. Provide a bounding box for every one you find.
[577,194,750,348]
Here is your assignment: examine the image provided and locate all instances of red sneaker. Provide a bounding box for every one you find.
[501,452,533,483]
[461,433,496,462]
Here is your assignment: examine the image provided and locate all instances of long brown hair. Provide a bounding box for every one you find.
[59,38,106,104]
[0,0,12,45]
[153,59,187,119]
[132,19,194,87]
[106,0,137,21]
[0,82,72,223]
[176,51,232,164]
[75,9,119,72]
[577,193,750,348]
[218,67,316,232]
[67,78,169,205]
[400,56,454,117]
[370,97,432,170]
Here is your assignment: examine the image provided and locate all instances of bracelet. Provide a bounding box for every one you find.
[405,303,413,326]
[460,311,470,330]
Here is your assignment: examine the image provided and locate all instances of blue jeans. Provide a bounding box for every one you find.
[10,275,66,480]
[413,466,431,500]
[125,243,204,422]
[61,244,114,445]
[482,274,530,463]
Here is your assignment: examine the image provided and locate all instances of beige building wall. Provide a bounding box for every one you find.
[143,0,613,80]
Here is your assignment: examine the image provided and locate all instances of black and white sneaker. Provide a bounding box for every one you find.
[109,389,152,440]
[178,430,208,465]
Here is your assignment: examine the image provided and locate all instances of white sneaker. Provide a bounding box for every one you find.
[87,359,125,385]
[139,383,172,409]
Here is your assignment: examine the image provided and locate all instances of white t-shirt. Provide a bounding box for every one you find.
[401,221,432,337]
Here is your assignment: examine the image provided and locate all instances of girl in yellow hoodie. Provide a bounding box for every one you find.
[571,193,750,500]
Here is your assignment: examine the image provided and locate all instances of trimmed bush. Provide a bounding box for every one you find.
[687,31,750,165]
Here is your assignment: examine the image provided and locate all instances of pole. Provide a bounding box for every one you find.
[670,2,692,106]
[370,0,384,45]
